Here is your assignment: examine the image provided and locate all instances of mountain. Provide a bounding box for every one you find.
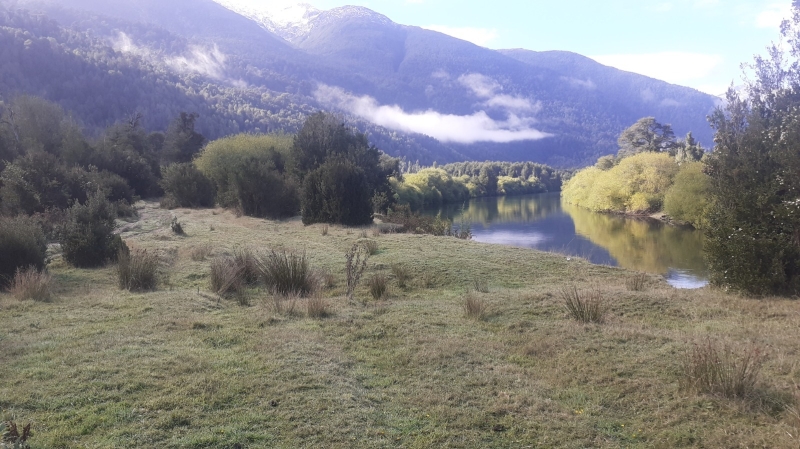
[2,0,721,167]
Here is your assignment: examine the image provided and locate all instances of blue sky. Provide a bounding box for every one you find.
[263,0,792,96]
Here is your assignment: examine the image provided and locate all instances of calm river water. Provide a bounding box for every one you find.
[426,192,709,289]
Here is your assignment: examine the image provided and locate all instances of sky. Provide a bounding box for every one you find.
[239,0,793,96]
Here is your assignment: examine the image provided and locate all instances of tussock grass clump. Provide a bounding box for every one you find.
[463,292,487,320]
[10,266,52,302]
[270,293,300,316]
[358,229,368,239]
[362,239,379,255]
[305,296,331,319]
[368,273,389,300]
[420,271,436,289]
[391,264,412,289]
[117,248,159,292]
[320,224,329,236]
[473,278,489,293]
[190,244,213,261]
[371,226,381,238]
[209,256,244,297]
[626,272,648,291]
[560,285,604,323]
[257,250,314,297]
[233,247,259,284]
[682,339,766,399]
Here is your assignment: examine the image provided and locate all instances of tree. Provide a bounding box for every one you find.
[292,112,394,224]
[703,2,800,295]
[161,112,206,163]
[617,117,678,158]
[674,132,704,164]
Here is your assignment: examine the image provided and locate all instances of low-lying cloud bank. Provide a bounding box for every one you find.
[314,84,551,145]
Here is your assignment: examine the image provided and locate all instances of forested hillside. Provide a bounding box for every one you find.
[2,0,720,167]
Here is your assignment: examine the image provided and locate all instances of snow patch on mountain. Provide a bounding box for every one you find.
[212,2,396,42]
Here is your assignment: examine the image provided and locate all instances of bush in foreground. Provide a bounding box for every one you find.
[0,215,47,288]
[160,163,215,209]
[61,194,126,267]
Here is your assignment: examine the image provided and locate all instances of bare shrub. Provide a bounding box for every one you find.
[391,264,412,289]
[345,243,369,301]
[257,250,314,296]
[190,244,213,261]
[463,292,487,320]
[560,285,604,323]
[682,339,766,399]
[626,272,648,291]
[117,248,159,292]
[210,256,244,297]
[368,273,389,300]
[9,266,52,302]
[305,296,331,319]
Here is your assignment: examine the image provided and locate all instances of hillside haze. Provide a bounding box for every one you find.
[2,0,720,167]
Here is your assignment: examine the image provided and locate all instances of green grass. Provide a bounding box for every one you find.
[2,200,800,448]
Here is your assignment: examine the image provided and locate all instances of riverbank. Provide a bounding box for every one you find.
[1,201,798,448]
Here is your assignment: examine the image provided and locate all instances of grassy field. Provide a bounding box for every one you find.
[2,201,800,448]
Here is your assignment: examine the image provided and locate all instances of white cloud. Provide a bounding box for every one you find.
[422,25,498,47]
[457,73,536,112]
[756,3,792,28]
[562,77,597,90]
[313,84,552,144]
[591,52,724,84]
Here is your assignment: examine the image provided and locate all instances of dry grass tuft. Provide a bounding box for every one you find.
[320,224,329,236]
[362,239,379,256]
[682,339,766,399]
[209,256,245,297]
[473,278,489,293]
[560,285,604,323]
[368,273,389,300]
[371,226,381,237]
[270,293,300,316]
[358,229,368,239]
[463,292,487,320]
[420,271,436,289]
[233,247,260,285]
[257,250,315,297]
[117,248,159,292]
[305,296,331,319]
[190,244,213,261]
[391,264,412,289]
[345,243,369,300]
[626,272,648,291]
[9,266,52,302]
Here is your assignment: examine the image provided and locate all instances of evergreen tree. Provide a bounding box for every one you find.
[704,3,800,295]
[161,112,206,163]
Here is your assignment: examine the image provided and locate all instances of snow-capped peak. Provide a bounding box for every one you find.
[213,1,321,42]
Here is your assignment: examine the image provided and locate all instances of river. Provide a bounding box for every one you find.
[425,192,709,289]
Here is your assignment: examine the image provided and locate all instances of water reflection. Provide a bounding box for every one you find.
[426,193,708,288]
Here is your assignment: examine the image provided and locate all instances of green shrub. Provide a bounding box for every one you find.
[257,250,314,296]
[160,163,215,208]
[0,151,86,215]
[230,160,299,218]
[61,193,125,267]
[117,248,159,292]
[301,159,373,226]
[664,162,710,228]
[0,215,47,288]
